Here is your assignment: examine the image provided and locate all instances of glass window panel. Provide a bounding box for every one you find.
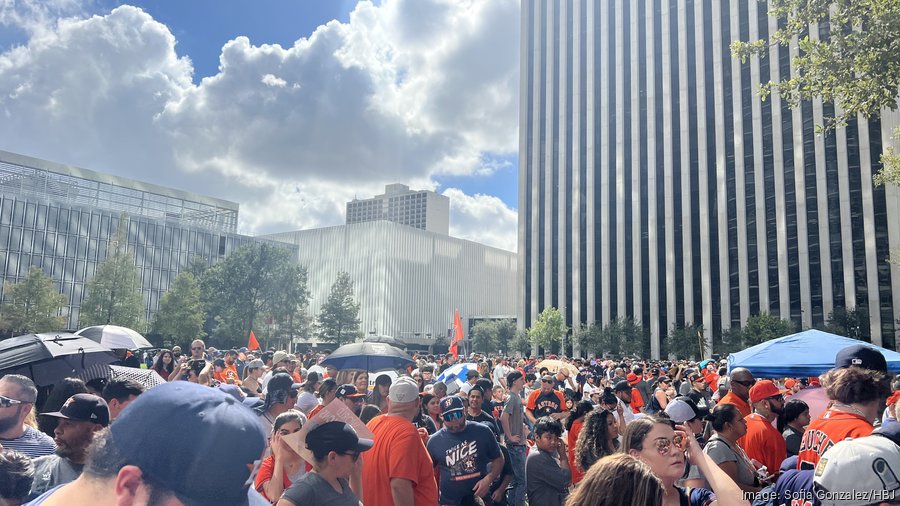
[36,205,47,230]
[22,230,33,250]
[25,203,36,229]
[7,253,18,277]
[18,255,30,276]
[13,201,24,226]
[0,226,9,251]
[1,199,12,225]
[9,227,21,251]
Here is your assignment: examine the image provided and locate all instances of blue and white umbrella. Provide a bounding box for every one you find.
[436,362,479,383]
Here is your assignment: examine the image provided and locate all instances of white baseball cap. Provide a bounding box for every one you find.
[813,435,900,506]
[388,376,421,404]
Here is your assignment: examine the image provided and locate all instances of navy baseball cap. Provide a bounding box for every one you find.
[336,384,366,399]
[439,396,465,417]
[109,382,266,506]
[835,344,887,373]
[306,421,374,455]
[41,393,110,427]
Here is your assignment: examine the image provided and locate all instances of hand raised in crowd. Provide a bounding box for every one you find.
[674,424,703,466]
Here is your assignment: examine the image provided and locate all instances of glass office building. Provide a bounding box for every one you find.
[0,150,295,329]
[519,0,900,357]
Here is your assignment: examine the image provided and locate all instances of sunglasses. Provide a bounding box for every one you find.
[766,394,785,402]
[0,395,25,408]
[733,379,756,387]
[191,347,204,351]
[339,451,360,462]
[541,379,554,383]
[651,436,685,456]
[442,410,465,421]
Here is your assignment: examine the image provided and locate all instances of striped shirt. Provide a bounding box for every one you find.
[1,426,56,459]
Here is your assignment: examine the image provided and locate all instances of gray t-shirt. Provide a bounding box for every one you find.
[281,472,359,506]
[30,455,84,496]
[687,436,756,488]
[525,448,570,506]
[503,391,525,443]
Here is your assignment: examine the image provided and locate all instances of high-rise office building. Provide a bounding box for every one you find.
[346,184,450,235]
[0,150,294,328]
[519,0,900,357]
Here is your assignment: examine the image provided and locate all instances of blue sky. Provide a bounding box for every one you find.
[0,0,520,249]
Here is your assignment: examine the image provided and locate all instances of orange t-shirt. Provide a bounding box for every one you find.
[307,404,324,419]
[363,414,438,506]
[567,419,585,484]
[214,364,240,385]
[717,392,751,418]
[630,388,644,413]
[797,408,873,470]
[737,413,786,475]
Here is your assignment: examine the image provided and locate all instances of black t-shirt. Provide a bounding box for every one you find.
[488,444,514,505]
[467,411,501,439]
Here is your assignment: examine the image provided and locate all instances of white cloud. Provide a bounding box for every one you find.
[442,188,517,252]
[0,0,520,250]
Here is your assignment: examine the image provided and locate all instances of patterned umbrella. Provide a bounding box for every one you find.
[436,362,479,383]
[78,364,168,390]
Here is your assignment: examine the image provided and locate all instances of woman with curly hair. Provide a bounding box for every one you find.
[573,408,621,480]
[565,400,595,484]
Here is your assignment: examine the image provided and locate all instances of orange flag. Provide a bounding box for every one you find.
[449,309,464,358]
[248,330,260,351]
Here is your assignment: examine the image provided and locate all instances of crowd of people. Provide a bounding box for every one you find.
[0,339,897,506]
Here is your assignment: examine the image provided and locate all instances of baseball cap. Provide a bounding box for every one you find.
[272,350,290,365]
[626,373,639,385]
[269,372,302,393]
[41,393,110,427]
[835,344,888,373]
[440,396,465,417]
[613,380,631,392]
[665,397,708,423]
[213,358,226,368]
[305,421,374,456]
[813,435,900,506]
[336,384,366,399]
[110,381,267,506]
[389,376,420,403]
[246,359,264,370]
[784,378,796,389]
[749,380,782,404]
[466,370,480,380]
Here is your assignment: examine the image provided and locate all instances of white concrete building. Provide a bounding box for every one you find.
[346,184,450,235]
[262,221,516,348]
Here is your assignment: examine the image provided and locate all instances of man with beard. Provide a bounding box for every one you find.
[737,380,786,479]
[31,394,110,496]
[0,375,55,459]
[524,376,568,424]
[426,396,503,506]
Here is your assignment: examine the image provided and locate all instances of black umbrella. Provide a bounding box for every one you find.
[320,342,414,372]
[362,334,407,349]
[0,333,119,387]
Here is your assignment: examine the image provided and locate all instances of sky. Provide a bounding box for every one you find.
[0,0,520,251]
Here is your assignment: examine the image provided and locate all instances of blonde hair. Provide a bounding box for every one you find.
[565,454,664,506]
[23,406,37,428]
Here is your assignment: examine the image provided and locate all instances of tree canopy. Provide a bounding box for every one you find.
[0,267,67,335]
[528,307,568,354]
[151,271,205,347]
[742,313,797,347]
[80,225,145,331]
[316,271,361,346]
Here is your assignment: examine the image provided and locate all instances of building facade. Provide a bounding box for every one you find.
[262,221,517,349]
[0,150,293,329]
[519,0,900,357]
[346,184,450,235]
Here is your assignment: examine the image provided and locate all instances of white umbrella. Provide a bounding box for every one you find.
[76,325,153,350]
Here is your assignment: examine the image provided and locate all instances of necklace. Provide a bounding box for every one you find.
[832,402,869,419]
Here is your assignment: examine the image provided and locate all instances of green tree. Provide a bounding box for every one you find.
[717,327,745,356]
[528,307,568,354]
[824,306,870,342]
[199,243,301,348]
[508,329,532,357]
[81,222,145,331]
[667,323,706,360]
[577,322,607,357]
[151,272,205,347]
[316,272,361,346]
[732,1,900,186]
[743,313,796,347]
[0,267,67,334]
[268,264,311,342]
[470,319,517,354]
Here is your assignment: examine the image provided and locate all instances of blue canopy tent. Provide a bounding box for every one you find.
[727,329,900,377]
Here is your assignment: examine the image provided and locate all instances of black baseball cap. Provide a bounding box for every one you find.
[613,380,631,392]
[835,344,887,373]
[336,384,366,399]
[41,393,110,427]
[306,421,373,455]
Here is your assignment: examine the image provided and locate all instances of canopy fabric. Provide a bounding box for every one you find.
[727,329,900,377]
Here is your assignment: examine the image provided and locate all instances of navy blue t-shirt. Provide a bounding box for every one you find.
[427,421,502,506]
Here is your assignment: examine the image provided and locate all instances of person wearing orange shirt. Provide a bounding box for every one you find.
[717,368,754,418]
[797,346,892,470]
[737,380,785,479]
[525,375,569,424]
[363,376,438,506]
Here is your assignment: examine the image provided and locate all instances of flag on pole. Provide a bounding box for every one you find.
[248,330,260,351]
[449,309,464,358]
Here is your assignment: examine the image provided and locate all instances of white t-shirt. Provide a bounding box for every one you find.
[493,364,512,386]
[582,383,598,401]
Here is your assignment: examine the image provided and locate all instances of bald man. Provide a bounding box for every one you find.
[717,367,754,418]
